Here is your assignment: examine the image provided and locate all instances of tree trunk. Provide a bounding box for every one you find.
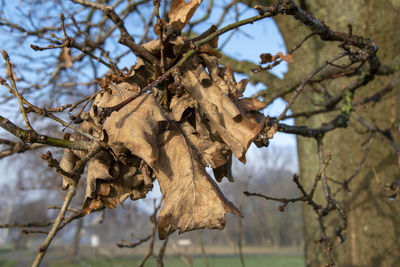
[238,1,400,266]
[276,1,400,266]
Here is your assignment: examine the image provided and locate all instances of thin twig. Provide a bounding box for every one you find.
[71,0,160,67]
[137,200,162,267]
[276,53,347,122]
[0,142,46,159]
[32,181,78,267]
[1,50,33,130]
[157,237,169,267]
[244,152,339,266]
[116,234,152,248]
[21,229,49,235]
[333,134,375,196]
[1,78,96,140]
[0,222,53,228]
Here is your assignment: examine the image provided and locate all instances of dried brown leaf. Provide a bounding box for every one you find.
[155,128,241,239]
[168,94,196,122]
[168,0,202,30]
[83,152,154,214]
[260,52,294,64]
[181,66,263,162]
[213,155,234,182]
[280,52,294,63]
[237,98,267,112]
[59,148,79,190]
[200,54,229,94]
[58,47,73,68]
[59,121,94,189]
[153,19,168,36]
[266,122,278,139]
[101,84,166,169]
[260,53,273,64]
[85,151,113,200]
[199,44,221,58]
[57,35,268,236]
[179,120,228,168]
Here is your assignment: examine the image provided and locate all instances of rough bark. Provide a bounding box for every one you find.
[238,1,400,266]
[281,2,400,266]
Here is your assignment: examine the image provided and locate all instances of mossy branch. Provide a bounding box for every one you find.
[0,115,90,151]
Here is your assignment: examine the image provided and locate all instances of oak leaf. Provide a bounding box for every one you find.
[100,84,167,169]
[83,152,154,214]
[155,128,241,239]
[181,66,263,162]
[168,0,202,30]
[57,23,268,238]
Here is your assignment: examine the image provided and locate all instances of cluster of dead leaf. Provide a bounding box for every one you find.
[60,0,267,239]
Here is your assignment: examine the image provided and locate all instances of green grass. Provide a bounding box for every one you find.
[0,259,17,267]
[50,255,305,267]
[0,246,13,254]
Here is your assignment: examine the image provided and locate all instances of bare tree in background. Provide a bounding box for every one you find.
[0,1,399,266]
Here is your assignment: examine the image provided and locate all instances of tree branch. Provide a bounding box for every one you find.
[32,181,78,267]
[0,115,91,150]
[71,0,161,67]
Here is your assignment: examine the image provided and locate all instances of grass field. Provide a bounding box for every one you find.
[0,246,304,267]
[49,255,305,267]
[0,259,17,267]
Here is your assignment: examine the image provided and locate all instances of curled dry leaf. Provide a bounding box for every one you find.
[83,151,154,214]
[59,148,79,189]
[267,122,278,139]
[263,117,278,140]
[155,128,241,239]
[280,52,294,63]
[99,84,167,169]
[237,98,267,112]
[57,14,267,238]
[168,0,203,30]
[180,65,263,162]
[260,51,294,64]
[179,120,228,169]
[153,19,168,37]
[213,155,234,182]
[260,53,274,64]
[58,47,73,68]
